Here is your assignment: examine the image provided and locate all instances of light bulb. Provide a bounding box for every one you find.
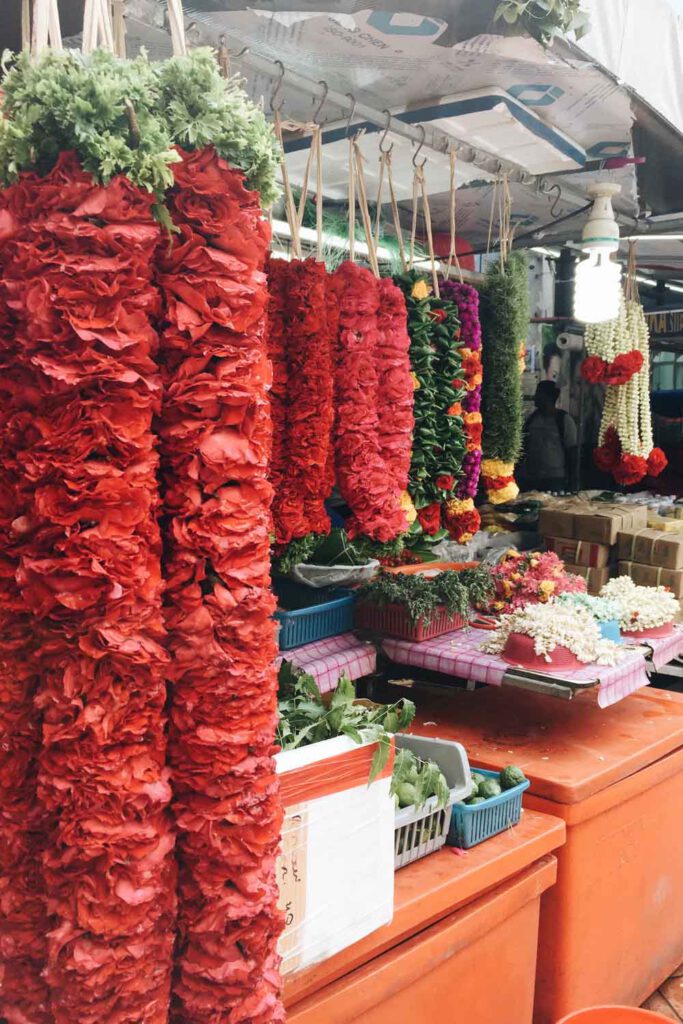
[574,250,621,324]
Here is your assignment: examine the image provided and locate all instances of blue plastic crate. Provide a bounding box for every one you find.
[448,768,530,849]
[274,580,355,651]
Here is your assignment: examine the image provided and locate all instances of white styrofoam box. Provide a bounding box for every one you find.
[275,736,394,976]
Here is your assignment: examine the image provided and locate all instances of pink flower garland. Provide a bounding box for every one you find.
[331,262,408,542]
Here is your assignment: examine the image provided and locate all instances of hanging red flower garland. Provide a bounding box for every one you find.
[156,147,283,1024]
[331,262,408,542]
[0,153,176,1023]
[265,255,290,528]
[0,299,50,1023]
[375,277,414,495]
[270,259,335,545]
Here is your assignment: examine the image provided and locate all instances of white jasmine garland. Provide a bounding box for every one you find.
[601,576,679,631]
[482,601,623,666]
[556,592,621,623]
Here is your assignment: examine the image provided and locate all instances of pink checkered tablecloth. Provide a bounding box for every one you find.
[644,626,683,672]
[276,633,377,694]
[382,625,650,709]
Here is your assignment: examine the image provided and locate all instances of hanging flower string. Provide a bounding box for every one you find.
[156,148,284,1023]
[0,153,177,1024]
[375,277,415,498]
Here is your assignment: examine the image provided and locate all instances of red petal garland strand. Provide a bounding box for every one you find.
[332,262,408,542]
[269,259,335,544]
[265,256,290,516]
[375,278,414,494]
[0,289,50,1023]
[156,148,284,1024]
[0,152,177,1023]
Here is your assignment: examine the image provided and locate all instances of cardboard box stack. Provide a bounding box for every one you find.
[618,529,683,599]
[540,501,648,595]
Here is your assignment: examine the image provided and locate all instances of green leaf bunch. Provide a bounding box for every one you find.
[154,48,279,206]
[0,47,279,206]
[391,747,450,810]
[0,48,178,197]
[494,0,591,43]
[359,566,491,625]
[480,251,529,465]
[276,662,416,783]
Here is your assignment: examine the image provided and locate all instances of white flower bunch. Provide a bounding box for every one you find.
[596,300,653,459]
[483,601,623,665]
[585,295,628,362]
[601,576,679,630]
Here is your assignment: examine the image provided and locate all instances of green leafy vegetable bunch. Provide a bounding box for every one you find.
[359,566,492,625]
[495,0,591,44]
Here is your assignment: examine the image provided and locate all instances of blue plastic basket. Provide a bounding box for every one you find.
[274,580,355,651]
[599,619,622,644]
[448,768,530,849]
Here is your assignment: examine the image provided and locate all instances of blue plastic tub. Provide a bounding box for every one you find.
[448,767,530,849]
[274,579,355,651]
[599,619,622,644]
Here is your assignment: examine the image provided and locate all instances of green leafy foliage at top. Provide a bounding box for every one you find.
[494,0,591,44]
[0,47,279,206]
[480,252,529,465]
[154,48,279,207]
[360,566,493,625]
[277,661,416,783]
[0,49,177,197]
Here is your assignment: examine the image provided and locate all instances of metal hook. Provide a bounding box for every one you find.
[231,45,250,60]
[345,93,358,135]
[312,80,329,125]
[548,183,563,218]
[379,109,393,155]
[269,60,286,113]
[412,124,427,168]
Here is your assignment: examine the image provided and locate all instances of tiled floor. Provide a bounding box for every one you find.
[642,961,683,1020]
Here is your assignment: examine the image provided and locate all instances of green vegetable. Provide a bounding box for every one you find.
[494,0,591,44]
[470,772,487,791]
[465,796,486,806]
[360,567,492,626]
[391,747,450,810]
[277,662,415,783]
[478,778,503,800]
[499,766,526,790]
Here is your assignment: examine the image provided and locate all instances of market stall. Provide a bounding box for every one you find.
[2,3,683,1024]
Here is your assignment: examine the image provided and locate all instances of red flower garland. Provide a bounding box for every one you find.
[270,259,335,544]
[0,153,176,1023]
[265,255,290,518]
[375,278,414,493]
[0,300,50,1023]
[594,426,668,483]
[332,262,408,542]
[156,148,283,1024]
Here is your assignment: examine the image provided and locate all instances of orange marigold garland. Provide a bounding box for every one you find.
[156,148,284,1024]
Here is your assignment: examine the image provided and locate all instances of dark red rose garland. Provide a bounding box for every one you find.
[265,255,290,527]
[332,262,408,542]
[156,147,283,1024]
[269,259,335,545]
[0,153,176,1024]
[375,277,415,495]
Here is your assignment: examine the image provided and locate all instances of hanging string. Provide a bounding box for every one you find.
[296,129,315,232]
[348,134,356,264]
[112,0,126,57]
[445,150,463,283]
[417,165,439,298]
[314,126,324,263]
[352,135,379,278]
[625,240,639,303]
[275,111,302,260]
[486,177,499,260]
[375,148,407,273]
[374,154,386,248]
[409,170,419,271]
[166,0,187,57]
[82,0,115,54]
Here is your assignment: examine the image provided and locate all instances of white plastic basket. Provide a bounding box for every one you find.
[393,734,472,870]
[291,560,379,588]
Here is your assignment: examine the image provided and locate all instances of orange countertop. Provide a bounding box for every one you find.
[285,806,565,1008]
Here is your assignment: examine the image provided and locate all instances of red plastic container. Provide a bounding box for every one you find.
[557,1010,673,1023]
[502,633,585,673]
[355,601,468,641]
[622,621,674,639]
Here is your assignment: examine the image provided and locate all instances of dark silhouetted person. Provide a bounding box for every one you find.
[520,381,578,492]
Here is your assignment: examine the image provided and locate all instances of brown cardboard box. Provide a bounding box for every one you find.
[565,563,611,596]
[617,529,683,571]
[539,501,648,545]
[618,561,683,599]
[545,536,611,569]
[572,504,648,545]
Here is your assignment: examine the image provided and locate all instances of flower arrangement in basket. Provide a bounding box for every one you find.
[484,549,586,612]
[356,567,493,641]
[483,601,624,669]
[601,576,680,637]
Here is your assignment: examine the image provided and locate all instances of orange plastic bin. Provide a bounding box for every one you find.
[557,1009,673,1023]
[412,686,683,1024]
[285,809,565,1024]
